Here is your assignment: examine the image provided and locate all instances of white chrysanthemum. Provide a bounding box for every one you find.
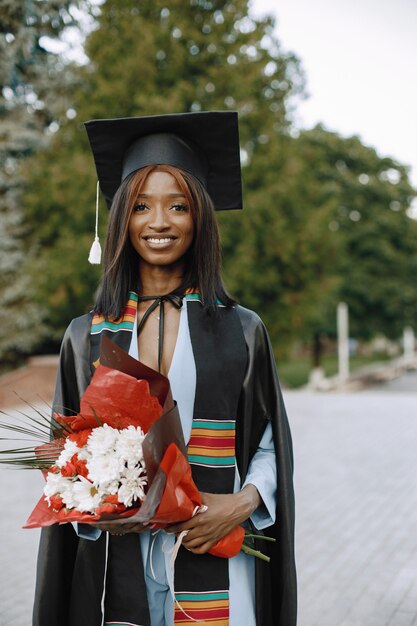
[45,423,148,514]
[77,446,92,462]
[58,482,81,510]
[117,466,147,507]
[87,453,124,485]
[69,476,102,513]
[115,425,145,468]
[96,479,119,497]
[86,423,119,456]
[56,439,79,468]
[44,472,73,502]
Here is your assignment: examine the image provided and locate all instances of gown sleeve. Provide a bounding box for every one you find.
[33,314,95,625]
[242,422,277,529]
[53,314,94,415]
[236,306,297,626]
[72,521,102,540]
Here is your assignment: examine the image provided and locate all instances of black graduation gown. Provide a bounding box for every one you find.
[32,303,297,626]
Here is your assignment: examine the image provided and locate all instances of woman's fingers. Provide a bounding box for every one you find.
[170,492,247,554]
[184,540,214,555]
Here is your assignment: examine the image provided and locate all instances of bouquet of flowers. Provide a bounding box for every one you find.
[43,422,147,516]
[0,336,273,561]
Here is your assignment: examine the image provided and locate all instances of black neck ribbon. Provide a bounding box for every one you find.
[136,294,183,372]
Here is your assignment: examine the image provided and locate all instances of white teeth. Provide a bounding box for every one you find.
[146,238,173,244]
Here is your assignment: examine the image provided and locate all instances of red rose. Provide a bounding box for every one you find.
[68,429,93,448]
[104,494,120,504]
[49,494,64,512]
[70,453,89,479]
[95,494,126,515]
[61,461,77,477]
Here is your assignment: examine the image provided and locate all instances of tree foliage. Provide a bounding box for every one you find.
[298,126,417,340]
[6,0,417,363]
[22,0,305,346]
[219,131,341,354]
[0,0,81,361]
[220,125,417,355]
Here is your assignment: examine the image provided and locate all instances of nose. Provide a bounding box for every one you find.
[148,206,169,230]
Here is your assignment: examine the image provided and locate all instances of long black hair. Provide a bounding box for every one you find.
[94,164,235,318]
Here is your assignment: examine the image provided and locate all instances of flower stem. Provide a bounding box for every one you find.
[244,532,276,542]
[241,543,271,562]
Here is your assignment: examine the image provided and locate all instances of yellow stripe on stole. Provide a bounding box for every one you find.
[187,447,235,457]
[178,600,228,609]
[190,429,235,438]
[92,314,136,324]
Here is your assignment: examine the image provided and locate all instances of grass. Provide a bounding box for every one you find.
[278,353,393,389]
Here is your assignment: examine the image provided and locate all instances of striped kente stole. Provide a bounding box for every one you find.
[173,299,248,624]
[90,292,248,625]
[188,419,236,468]
[174,591,229,625]
[91,292,138,335]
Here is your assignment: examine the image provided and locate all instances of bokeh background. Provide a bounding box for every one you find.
[1,3,417,626]
[1,0,416,389]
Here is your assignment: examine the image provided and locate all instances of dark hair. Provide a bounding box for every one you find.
[94,164,235,318]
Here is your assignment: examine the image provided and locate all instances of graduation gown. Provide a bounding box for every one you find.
[32,301,297,626]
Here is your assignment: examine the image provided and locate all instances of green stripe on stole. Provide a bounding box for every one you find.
[175,591,229,602]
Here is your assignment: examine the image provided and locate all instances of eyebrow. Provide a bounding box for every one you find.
[136,192,186,198]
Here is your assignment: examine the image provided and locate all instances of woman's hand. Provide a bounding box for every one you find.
[92,521,148,535]
[168,485,261,555]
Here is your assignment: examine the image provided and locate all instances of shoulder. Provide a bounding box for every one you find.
[234,304,264,334]
[61,312,93,347]
[65,312,93,336]
[234,304,274,359]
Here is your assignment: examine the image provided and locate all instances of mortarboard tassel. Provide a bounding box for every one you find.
[88,181,102,264]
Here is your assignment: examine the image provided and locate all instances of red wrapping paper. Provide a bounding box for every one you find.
[24,336,245,558]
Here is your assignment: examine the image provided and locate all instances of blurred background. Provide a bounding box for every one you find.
[1,0,416,392]
[1,3,417,626]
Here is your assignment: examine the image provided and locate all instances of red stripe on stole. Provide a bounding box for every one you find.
[174,607,229,620]
[123,305,136,316]
[188,436,234,447]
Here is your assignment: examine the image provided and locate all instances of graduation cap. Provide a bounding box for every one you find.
[85,110,242,208]
[85,111,242,263]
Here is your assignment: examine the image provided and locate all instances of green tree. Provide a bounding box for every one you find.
[288,126,417,348]
[219,130,341,358]
[23,0,305,346]
[16,1,417,364]
[220,125,417,362]
[308,128,417,340]
[0,0,81,362]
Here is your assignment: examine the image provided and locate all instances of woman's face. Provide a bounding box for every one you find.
[128,170,194,269]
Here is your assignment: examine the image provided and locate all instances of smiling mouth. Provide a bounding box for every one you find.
[143,235,178,248]
[144,237,176,245]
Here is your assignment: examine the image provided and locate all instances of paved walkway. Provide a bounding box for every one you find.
[0,383,416,625]
[288,386,417,626]
[0,405,43,626]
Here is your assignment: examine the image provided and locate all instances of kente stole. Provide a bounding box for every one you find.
[90,292,248,625]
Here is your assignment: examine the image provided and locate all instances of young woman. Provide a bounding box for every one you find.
[33,111,296,626]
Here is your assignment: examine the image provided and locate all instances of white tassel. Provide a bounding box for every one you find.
[88,236,102,264]
[88,181,102,264]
